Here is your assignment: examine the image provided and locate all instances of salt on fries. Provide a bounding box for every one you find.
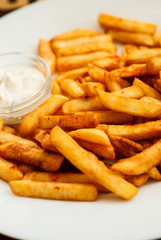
[0,13,161,202]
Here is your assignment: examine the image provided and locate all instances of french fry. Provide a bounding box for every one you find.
[0,140,64,172]
[146,57,161,75]
[19,95,68,137]
[154,78,161,93]
[138,140,153,150]
[2,125,16,135]
[62,97,106,114]
[90,110,133,124]
[98,13,156,34]
[51,81,62,95]
[97,90,161,118]
[59,79,85,98]
[34,129,59,153]
[126,174,149,187]
[38,39,56,75]
[55,67,88,82]
[0,118,3,131]
[39,113,100,129]
[109,135,143,157]
[112,139,161,175]
[68,128,113,146]
[87,63,106,84]
[133,78,161,100]
[97,120,161,141]
[105,64,147,82]
[78,76,93,83]
[50,126,138,199]
[154,31,161,47]
[0,157,23,182]
[112,85,144,98]
[108,30,155,47]
[92,56,120,70]
[16,163,37,175]
[74,138,115,159]
[23,172,108,193]
[9,180,98,201]
[124,48,161,65]
[82,82,105,97]
[52,29,100,41]
[148,167,161,181]
[54,41,116,57]
[52,34,112,49]
[106,80,122,92]
[56,51,110,71]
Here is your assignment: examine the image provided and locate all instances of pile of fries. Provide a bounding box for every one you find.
[1,13,161,201]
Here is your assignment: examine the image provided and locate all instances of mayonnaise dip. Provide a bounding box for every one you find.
[0,67,45,107]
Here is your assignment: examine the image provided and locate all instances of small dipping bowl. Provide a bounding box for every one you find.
[0,52,51,124]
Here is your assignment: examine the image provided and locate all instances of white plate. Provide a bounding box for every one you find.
[0,0,161,239]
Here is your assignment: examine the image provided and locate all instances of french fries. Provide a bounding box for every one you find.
[0,157,23,182]
[23,172,108,193]
[133,78,161,100]
[98,13,156,34]
[59,78,85,98]
[111,139,161,175]
[97,120,161,141]
[62,97,106,114]
[19,95,68,137]
[9,180,98,201]
[97,90,161,118]
[56,51,110,71]
[50,126,138,199]
[51,29,100,41]
[108,30,155,47]
[38,112,100,129]
[146,57,161,75]
[2,13,161,203]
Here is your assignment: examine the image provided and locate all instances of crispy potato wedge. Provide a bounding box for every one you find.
[2,125,16,135]
[106,80,122,92]
[133,78,161,100]
[109,135,143,157]
[9,180,98,201]
[62,97,106,114]
[97,120,161,141]
[98,13,156,34]
[0,118,3,131]
[146,57,161,75]
[24,172,108,193]
[0,157,23,182]
[19,95,68,137]
[56,51,110,71]
[50,126,137,200]
[38,39,56,74]
[108,30,155,47]
[39,112,100,130]
[52,29,100,41]
[97,90,161,118]
[112,139,161,175]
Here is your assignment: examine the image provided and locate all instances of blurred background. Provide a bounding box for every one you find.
[0,0,41,17]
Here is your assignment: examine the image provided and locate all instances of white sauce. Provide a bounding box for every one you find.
[0,67,45,107]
